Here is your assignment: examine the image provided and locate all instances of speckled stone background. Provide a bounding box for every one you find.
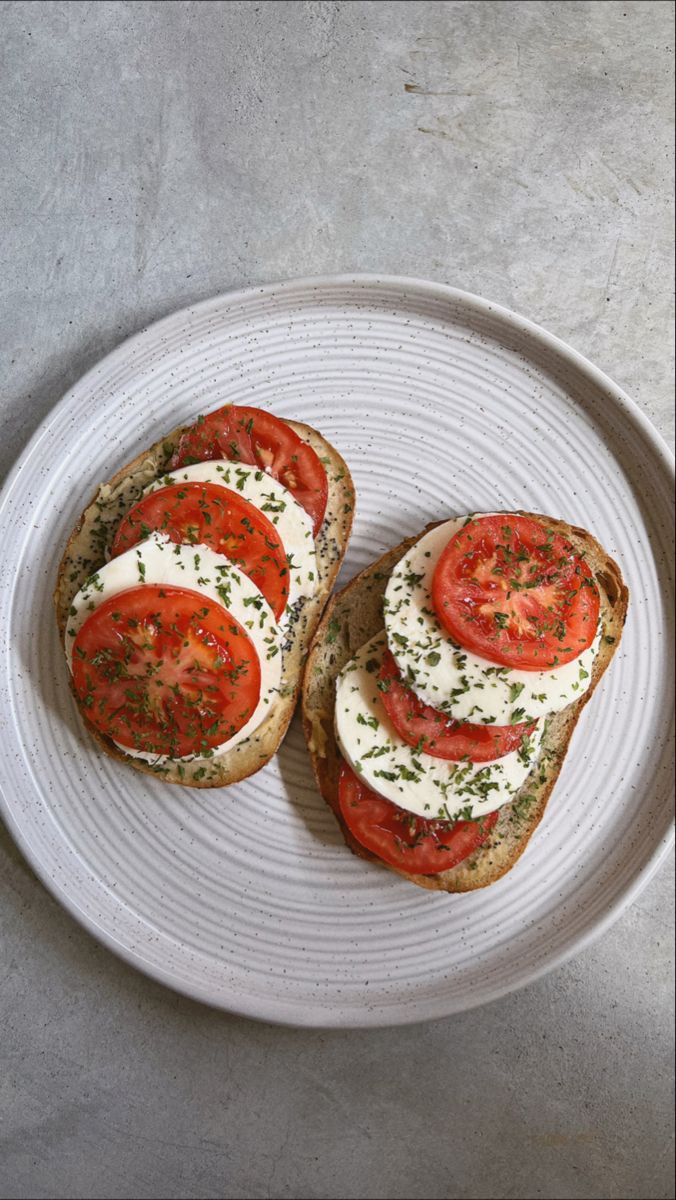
[1,3,673,1199]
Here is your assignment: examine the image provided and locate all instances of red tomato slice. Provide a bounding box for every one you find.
[71,585,261,758]
[110,482,289,620]
[432,514,600,669]
[378,648,536,762]
[169,404,328,536]
[338,761,498,875]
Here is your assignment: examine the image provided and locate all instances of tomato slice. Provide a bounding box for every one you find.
[338,761,498,875]
[432,514,600,669]
[378,648,536,762]
[169,404,328,536]
[110,482,289,620]
[71,585,261,758]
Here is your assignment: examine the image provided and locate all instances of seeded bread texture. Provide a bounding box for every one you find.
[301,513,628,892]
[55,418,354,787]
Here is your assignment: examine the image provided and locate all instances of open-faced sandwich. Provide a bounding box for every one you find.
[55,404,354,786]
[303,512,628,891]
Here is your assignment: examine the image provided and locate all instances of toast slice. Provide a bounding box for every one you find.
[302,513,628,892]
[54,418,354,787]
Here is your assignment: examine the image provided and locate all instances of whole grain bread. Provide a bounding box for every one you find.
[301,513,628,892]
[55,417,354,787]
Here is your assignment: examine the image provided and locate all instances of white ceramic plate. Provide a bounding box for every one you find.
[0,276,673,1027]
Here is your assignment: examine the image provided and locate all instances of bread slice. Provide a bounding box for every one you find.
[302,513,628,892]
[54,417,354,787]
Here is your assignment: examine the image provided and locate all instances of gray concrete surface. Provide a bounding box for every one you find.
[1,3,673,1198]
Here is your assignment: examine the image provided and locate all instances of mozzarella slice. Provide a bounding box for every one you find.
[335,633,544,821]
[384,518,600,724]
[65,532,282,762]
[144,460,317,608]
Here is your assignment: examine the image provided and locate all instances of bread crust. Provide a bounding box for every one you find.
[54,417,354,786]
[301,513,629,892]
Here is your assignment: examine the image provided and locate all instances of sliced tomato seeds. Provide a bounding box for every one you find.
[338,760,498,875]
[169,403,328,535]
[432,514,600,669]
[111,480,290,619]
[71,585,261,758]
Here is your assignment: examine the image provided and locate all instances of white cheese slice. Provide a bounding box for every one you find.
[144,460,317,609]
[65,532,282,762]
[335,632,544,822]
[384,518,600,724]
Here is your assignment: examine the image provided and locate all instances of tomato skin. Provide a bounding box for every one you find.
[169,404,328,536]
[71,585,261,758]
[338,761,498,875]
[110,482,289,620]
[378,649,535,762]
[432,514,600,670]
